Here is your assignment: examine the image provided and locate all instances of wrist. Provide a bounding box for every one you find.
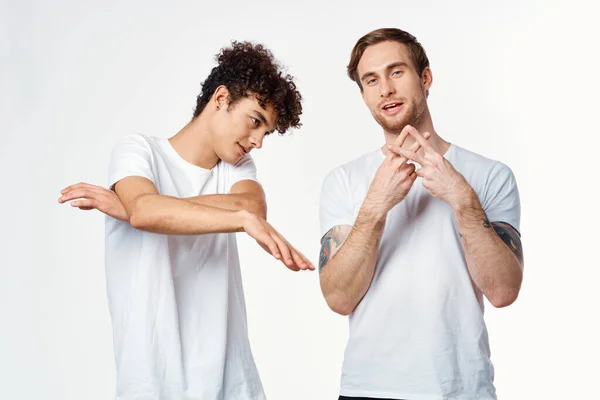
[359,197,388,226]
[236,209,254,232]
[451,186,480,213]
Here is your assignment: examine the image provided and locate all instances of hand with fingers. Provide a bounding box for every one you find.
[241,211,315,272]
[58,182,129,222]
[366,125,431,214]
[388,126,470,208]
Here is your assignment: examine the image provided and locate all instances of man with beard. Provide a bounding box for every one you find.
[318,28,524,400]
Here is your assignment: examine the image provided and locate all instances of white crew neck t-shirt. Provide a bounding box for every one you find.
[105,134,265,400]
[319,143,520,400]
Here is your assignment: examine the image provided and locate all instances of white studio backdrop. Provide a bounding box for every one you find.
[1,0,599,399]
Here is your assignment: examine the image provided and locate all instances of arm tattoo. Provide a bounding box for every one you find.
[319,237,332,271]
[459,214,490,241]
[319,226,347,271]
[491,221,524,265]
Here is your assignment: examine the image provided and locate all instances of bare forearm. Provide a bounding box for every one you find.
[129,193,249,235]
[320,203,386,315]
[185,194,266,218]
[454,189,523,307]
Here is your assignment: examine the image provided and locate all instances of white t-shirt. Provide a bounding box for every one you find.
[105,134,265,400]
[319,143,520,400]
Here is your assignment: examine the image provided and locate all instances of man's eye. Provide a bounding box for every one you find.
[392,70,402,76]
[251,118,259,126]
[368,78,377,84]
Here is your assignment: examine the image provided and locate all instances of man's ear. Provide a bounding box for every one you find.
[422,67,433,98]
[213,85,231,110]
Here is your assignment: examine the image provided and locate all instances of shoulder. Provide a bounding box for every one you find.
[450,144,498,170]
[452,145,520,219]
[451,144,516,184]
[232,154,256,168]
[108,134,162,171]
[342,148,383,175]
[219,154,257,178]
[112,133,156,151]
[322,149,382,186]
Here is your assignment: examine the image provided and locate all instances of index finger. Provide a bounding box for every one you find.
[61,182,102,194]
[391,125,426,163]
[389,130,432,166]
[392,130,419,166]
[393,125,413,147]
[291,247,315,271]
[407,128,433,150]
[271,233,294,268]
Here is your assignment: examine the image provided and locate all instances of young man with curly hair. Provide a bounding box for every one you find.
[318,28,523,399]
[59,41,312,400]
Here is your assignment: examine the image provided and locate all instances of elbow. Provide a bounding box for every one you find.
[488,287,520,308]
[236,197,266,219]
[128,195,155,230]
[255,205,267,220]
[323,291,355,316]
[253,200,267,220]
[320,269,356,316]
[487,265,523,308]
[129,212,149,230]
[129,211,153,230]
[329,302,354,316]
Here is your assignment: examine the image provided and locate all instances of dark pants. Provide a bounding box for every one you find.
[339,396,403,400]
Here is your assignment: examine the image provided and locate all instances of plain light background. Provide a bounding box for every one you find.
[1,0,599,399]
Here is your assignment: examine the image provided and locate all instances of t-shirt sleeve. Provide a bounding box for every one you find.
[227,154,259,193]
[319,168,355,238]
[107,134,156,190]
[481,162,521,233]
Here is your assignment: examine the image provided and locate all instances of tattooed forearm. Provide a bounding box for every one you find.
[319,225,350,272]
[319,237,332,271]
[491,222,524,265]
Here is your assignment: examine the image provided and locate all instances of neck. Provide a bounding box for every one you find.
[381,108,450,157]
[168,111,220,170]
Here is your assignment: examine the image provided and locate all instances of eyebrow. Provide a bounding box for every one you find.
[360,62,409,82]
[253,110,275,133]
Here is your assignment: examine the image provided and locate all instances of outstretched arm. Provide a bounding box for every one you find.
[59,179,266,221]
[59,177,313,271]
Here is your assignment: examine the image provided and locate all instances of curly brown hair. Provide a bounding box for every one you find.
[193,41,302,134]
